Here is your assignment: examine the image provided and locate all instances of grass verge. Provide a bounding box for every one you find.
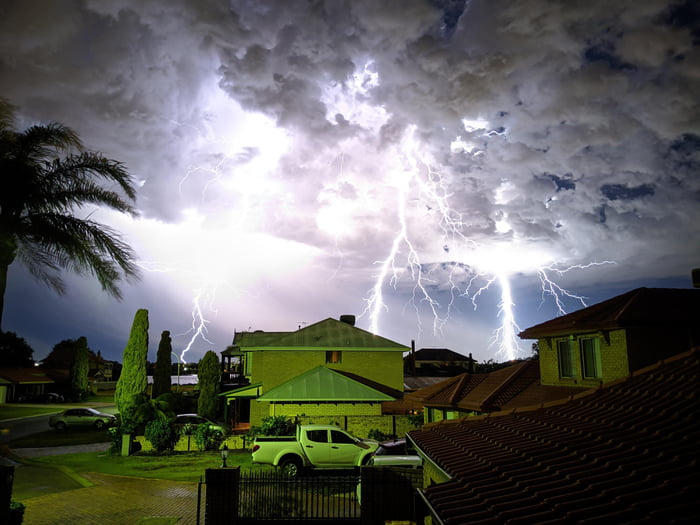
[33,449,272,482]
[0,405,60,420]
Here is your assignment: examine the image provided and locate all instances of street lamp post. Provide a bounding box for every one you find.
[171,352,181,393]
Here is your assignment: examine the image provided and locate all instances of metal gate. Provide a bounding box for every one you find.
[237,471,360,523]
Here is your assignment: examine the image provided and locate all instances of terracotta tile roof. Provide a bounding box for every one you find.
[406,360,582,412]
[408,349,700,524]
[519,287,700,338]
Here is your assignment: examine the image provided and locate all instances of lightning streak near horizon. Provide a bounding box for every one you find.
[362,126,616,361]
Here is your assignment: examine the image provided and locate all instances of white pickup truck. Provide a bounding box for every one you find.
[251,424,378,477]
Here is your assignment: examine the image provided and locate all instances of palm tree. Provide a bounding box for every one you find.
[0,98,141,328]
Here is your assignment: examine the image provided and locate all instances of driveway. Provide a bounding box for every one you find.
[5,444,203,524]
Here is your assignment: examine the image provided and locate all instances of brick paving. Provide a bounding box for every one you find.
[21,472,203,524]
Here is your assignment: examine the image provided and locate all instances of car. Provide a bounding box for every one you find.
[49,408,116,430]
[171,414,227,436]
[18,392,64,403]
[367,438,422,468]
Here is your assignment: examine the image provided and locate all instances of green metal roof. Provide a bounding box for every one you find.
[219,383,263,398]
[256,367,396,402]
[233,318,408,351]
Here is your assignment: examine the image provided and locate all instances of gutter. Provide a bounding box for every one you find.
[417,488,447,525]
[405,433,452,482]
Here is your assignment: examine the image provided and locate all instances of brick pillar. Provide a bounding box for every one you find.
[205,467,239,524]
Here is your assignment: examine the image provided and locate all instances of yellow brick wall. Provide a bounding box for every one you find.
[136,433,248,452]
[270,402,382,417]
[538,329,630,387]
[291,414,422,440]
[249,350,404,392]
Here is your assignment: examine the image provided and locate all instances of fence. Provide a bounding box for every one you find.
[201,466,423,524]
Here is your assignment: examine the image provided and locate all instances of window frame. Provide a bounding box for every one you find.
[325,350,342,364]
[557,339,574,378]
[580,337,602,379]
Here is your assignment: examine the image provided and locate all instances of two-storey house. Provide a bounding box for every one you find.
[518,287,700,388]
[220,315,409,433]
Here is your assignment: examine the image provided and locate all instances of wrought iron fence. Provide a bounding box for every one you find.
[238,471,360,521]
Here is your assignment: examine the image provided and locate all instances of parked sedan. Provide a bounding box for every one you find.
[49,408,116,430]
[171,414,227,436]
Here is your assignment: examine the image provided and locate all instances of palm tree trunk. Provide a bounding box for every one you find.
[0,261,8,330]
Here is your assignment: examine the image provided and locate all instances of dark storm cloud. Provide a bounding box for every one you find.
[1,0,698,361]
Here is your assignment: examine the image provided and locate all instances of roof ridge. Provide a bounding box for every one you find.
[480,360,534,408]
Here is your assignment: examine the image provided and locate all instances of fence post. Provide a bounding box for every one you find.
[205,466,239,524]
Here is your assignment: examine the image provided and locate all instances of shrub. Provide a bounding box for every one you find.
[260,415,296,436]
[145,418,177,452]
[9,500,25,525]
[368,428,395,441]
[194,424,223,451]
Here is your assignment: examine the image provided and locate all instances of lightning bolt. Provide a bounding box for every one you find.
[362,125,616,362]
[174,289,215,363]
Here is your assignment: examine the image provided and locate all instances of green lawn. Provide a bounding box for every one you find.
[33,449,270,482]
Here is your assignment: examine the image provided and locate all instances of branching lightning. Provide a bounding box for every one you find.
[362,125,616,361]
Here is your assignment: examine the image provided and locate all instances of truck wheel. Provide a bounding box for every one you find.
[280,457,302,478]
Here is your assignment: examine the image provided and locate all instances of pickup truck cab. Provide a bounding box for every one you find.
[252,424,378,477]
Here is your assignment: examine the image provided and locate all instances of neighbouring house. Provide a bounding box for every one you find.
[406,359,582,424]
[0,368,55,403]
[407,347,700,524]
[220,315,411,436]
[518,287,700,388]
[404,347,475,378]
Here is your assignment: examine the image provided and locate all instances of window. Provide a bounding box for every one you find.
[580,337,602,378]
[557,340,574,378]
[331,430,356,444]
[326,351,342,364]
[306,430,328,443]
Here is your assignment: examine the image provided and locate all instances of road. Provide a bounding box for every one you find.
[0,412,56,444]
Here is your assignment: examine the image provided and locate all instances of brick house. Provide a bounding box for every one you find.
[220,315,410,435]
[519,287,700,388]
[406,359,583,424]
[407,348,699,524]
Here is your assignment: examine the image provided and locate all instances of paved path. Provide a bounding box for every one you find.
[21,472,202,524]
[7,444,205,524]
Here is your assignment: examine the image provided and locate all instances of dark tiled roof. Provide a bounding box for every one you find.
[519,287,700,338]
[406,360,581,412]
[410,348,472,362]
[408,349,700,524]
[230,318,407,350]
[0,368,55,384]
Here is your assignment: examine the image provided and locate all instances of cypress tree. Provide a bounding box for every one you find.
[115,309,149,414]
[197,350,221,420]
[153,330,172,398]
[69,336,89,399]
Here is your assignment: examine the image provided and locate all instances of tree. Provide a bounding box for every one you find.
[197,350,221,420]
[0,97,140,328]
[115,309,149,415]
[0,331,34,367]
[153,330,172,398]
[69,336,89,399]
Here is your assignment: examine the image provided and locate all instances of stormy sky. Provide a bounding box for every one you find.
[1,0,698,365]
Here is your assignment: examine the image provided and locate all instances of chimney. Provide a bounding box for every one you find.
[339,315,356,326]
[411,340,416,377]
